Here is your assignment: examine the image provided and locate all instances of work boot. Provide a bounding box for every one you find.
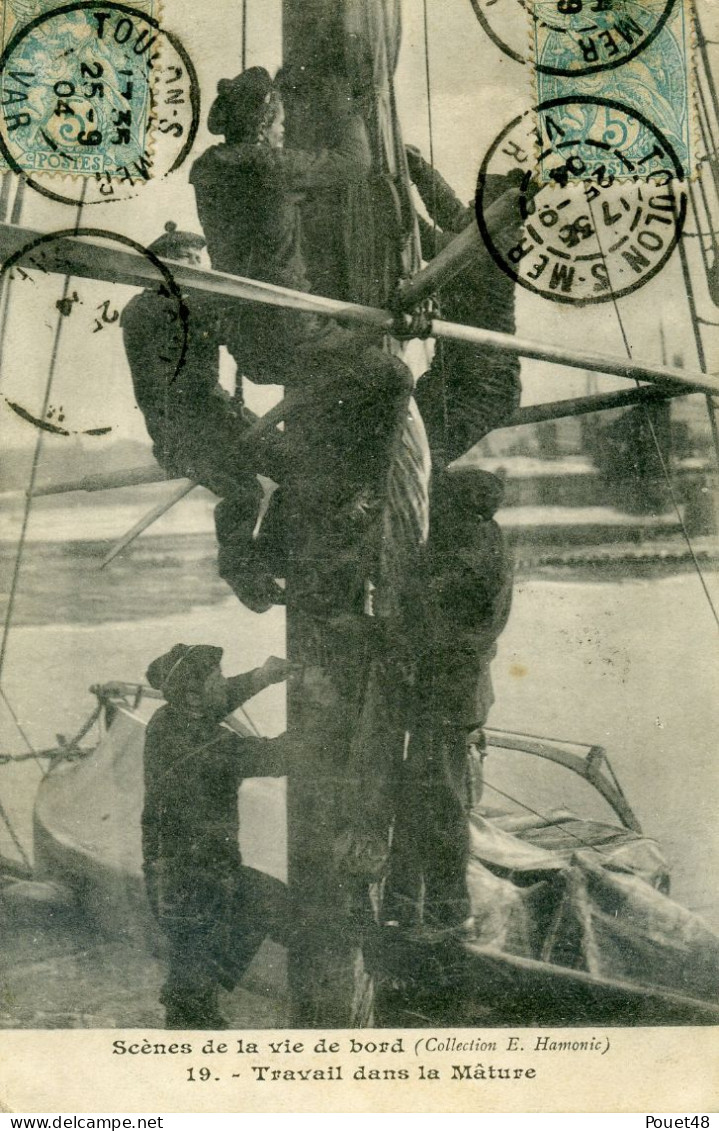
[215,494,285,614]
[162,984,226,1030]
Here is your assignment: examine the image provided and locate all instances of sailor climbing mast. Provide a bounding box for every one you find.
[280,0,430,1025]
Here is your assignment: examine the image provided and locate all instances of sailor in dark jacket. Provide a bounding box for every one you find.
[385,468,514,934]
[121,223,287,613]
[121,223,253,497]
[190,67,415,616]
[142,643,297,1029]
[406,145,523,468]
[379,152,522,934]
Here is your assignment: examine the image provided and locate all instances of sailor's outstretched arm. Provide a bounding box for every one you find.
[211,728,301,780]
[406,145,471,235]
[225,656,298,713]
[209,114,372,190]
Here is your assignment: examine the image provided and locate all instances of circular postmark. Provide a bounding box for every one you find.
[475,97,687,305]
[0,227,188,437]
[469,0,528,65]
[470,0,675,76]
[0,1,200,207]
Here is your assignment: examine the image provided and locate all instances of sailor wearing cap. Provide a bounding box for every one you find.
[121,221,288,613]
[141,643,298,1029]
[190,68,416,616]
[385,467,514,937]
[121,221,248,499]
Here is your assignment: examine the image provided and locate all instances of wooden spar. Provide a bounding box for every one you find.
[501,385,688,428]
[26,387,684,501]
[429,320,719,396]
[98,481,198,569]
[32,399,292,501]
[484,728,640,833]
[33,465,173,496]
[93,401,292,563]
[27,385,699,503]
[395,187,521,310]
[0,221,716,396]
[27,386,684,500]
[396,222,479,309]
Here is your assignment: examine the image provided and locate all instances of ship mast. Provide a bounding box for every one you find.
[281,0,424,1026]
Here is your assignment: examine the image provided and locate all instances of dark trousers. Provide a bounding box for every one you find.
[219,325,414,615]
[224,314,414,506]
[383,640,498,931]
[383,690,473,930]
[160,866,288,1029]
[414,343,521,465]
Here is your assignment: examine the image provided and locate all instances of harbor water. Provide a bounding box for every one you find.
[0,489,718,1026]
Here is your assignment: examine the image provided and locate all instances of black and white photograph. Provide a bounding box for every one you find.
[0,0,717,1114]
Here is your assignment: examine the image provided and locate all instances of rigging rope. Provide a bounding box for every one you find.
[0,179,25,377]
[421,0,449,458]
[675,208,719,474]
[0,184,87,689]
[0,688,43,773]
[0,791,31,870]
[696,81,719,213]
[688,177,714,281]
[241,0,247,71]
[586,196,719,630]
[379,0,413,285]
[421,0,438,259]
[697,82,719,201]
[481,778,623,857]
[236,704,261,738]
[694,1,719,133]
[0,685,41,871]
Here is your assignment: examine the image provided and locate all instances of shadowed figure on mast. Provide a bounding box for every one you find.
[190,66,415,618]
[383,148,522,936]
[120,222,288,613]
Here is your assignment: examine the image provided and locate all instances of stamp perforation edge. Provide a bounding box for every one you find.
[525,0,699,185]
[0,0,177,191]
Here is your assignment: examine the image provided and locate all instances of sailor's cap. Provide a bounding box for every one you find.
[146,643,223,698]
[148,222,206,259]
[208,66,274,139]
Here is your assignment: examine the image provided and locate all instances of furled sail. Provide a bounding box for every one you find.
[282,0,421,307]
[281,3,431,1021]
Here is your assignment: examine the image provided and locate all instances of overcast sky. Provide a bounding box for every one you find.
[1,0,716,452]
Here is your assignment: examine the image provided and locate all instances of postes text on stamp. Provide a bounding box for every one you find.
[0,1,199,205]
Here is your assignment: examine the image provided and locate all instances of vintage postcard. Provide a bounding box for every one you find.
[0,0,717,1115]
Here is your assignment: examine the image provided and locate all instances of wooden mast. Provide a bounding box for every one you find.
[283,0,368,1030]
[281,0,417,1026]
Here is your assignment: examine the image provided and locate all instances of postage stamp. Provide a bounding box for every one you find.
[469,0,697,180]
[0,0,199,205]
[531,0,697,178]
[469,0,676,72]
[529,0,678,76]
[475,98,687,304]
